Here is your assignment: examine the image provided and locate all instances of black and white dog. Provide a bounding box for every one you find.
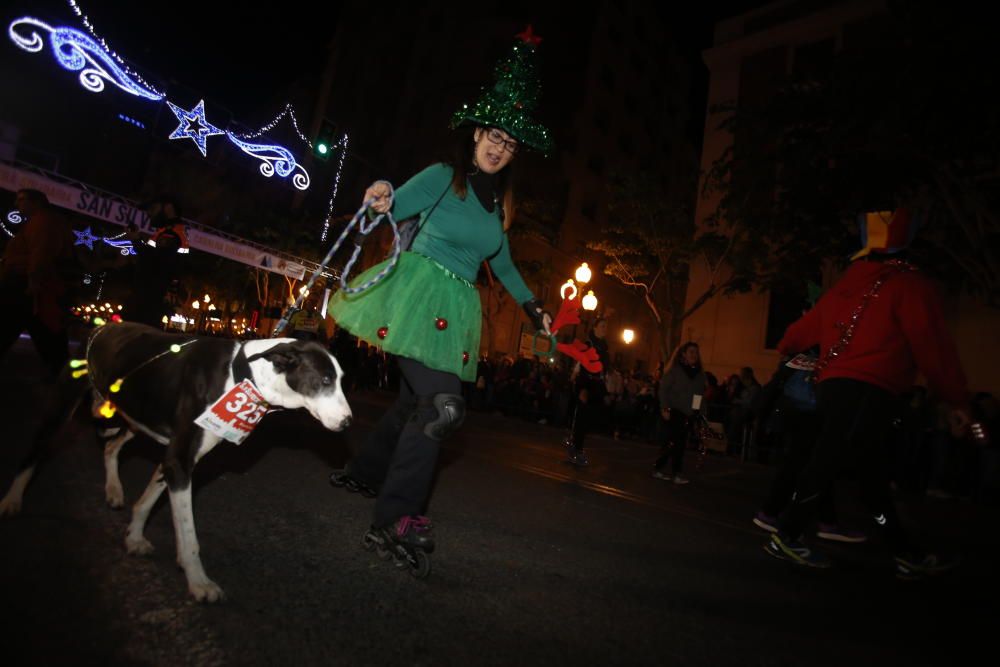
[0,322,352,602]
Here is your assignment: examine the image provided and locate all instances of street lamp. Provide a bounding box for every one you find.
[574,262,592,285]
[559,278,578,300]
[203,293,211,303]
[622,328,635,344]
[581,290,598,311]
[192,300,200,310]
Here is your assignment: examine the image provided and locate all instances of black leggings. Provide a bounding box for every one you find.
[761,407,839,524]
[778,378,913,554]
[654,413,690,475]
[347,357,461,527]
[0,278,69,378]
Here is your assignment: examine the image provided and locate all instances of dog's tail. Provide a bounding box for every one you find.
[0,364,91,517]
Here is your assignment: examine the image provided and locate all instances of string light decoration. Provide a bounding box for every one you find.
[233,103,314,146]
[225,132,310,190]
[65,0,165,98]
[2,210,23,237]
[8,17,164,100]
[167,99,225,157]
[320,134,350,242]
[7,4,335,194]
[72,226,136,255]
[73,226,100,250]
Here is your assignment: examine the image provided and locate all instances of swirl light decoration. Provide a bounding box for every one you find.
[226,133,311,191]
[8,17,163,100]
[2,210,24,237]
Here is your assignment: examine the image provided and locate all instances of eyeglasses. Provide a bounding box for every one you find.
[484,128,519,154]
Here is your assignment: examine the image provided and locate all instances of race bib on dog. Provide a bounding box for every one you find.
[194,379,269,444]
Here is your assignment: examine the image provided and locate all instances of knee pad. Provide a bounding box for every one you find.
[420,393,466,441]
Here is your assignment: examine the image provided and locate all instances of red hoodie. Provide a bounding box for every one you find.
[778,260,968,406]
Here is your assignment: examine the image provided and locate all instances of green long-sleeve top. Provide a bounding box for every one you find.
[391,163,534,305]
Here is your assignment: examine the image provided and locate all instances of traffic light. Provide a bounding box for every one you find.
[314,118,337,160]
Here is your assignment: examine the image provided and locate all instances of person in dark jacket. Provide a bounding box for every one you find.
[653,342,707,485]
[566,317,611,466]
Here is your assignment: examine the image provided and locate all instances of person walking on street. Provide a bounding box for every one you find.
[326,28,553,575]
[565,317,611,466]
[653,342,706,485]
[765,208,973,580]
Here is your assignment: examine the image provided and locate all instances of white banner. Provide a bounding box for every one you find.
[0,163,306,280]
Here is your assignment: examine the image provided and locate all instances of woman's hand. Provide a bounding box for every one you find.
[363,180,393,214]
[661,407,671,421]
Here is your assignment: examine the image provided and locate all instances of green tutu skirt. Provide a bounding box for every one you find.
[328,252,480,381]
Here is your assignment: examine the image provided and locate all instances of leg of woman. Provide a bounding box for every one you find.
[372,357,462,528]
[346,372,417,490]
[653,414,672,471]
[671,414,689,476]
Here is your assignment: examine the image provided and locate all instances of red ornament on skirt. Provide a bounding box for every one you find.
[435,318,448,330]
[377,326,388,339]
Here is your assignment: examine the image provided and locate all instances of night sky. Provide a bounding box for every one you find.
[9,1,766,130]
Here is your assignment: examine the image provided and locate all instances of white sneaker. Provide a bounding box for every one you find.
[672,475,690,485]
[652,471,671,481]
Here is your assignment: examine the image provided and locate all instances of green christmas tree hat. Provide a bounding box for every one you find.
[450,25,553,155]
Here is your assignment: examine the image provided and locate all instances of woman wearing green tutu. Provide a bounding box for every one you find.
[327,28,553,573]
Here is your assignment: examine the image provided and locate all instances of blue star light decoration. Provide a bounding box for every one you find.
[73,226,100,250]
[167,99,224,156]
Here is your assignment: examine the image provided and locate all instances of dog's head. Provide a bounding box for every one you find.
[244,340,352,431]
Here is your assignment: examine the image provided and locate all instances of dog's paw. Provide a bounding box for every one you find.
[189,578,226,603]
[0,496,22,517]
[125,535,155,556]
[105,485,125,509]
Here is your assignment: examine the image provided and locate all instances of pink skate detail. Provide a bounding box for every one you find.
[397,515,432,536]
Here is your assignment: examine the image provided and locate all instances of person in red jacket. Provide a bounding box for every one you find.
[765,208,973,580]
[0,189,74,376]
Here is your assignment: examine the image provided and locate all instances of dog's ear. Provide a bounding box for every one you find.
[247,343,300,373]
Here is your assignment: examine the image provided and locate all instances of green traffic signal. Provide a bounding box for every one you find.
[314,118,337,160]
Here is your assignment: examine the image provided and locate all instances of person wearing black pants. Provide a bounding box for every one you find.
[565,318,610,467]
[767,218,973,579]
[340,357,461,527]
[653,412,691,482]
[771,379,912,562]
[752,358,867,543]
[653,342,706,485]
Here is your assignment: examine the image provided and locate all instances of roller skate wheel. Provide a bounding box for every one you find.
[361,532,377,551]
[409,550,431,579]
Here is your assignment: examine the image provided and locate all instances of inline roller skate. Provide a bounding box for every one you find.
[361,515,433,578]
